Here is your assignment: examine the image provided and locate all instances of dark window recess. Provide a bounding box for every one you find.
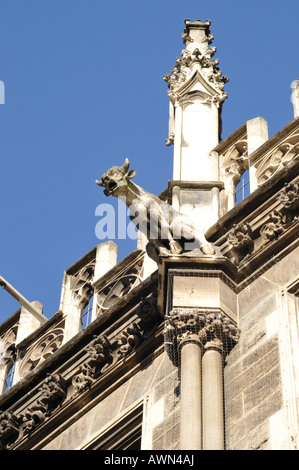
[85,403,143,450]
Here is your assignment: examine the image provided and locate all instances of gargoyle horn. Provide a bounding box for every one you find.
[121,158,130,173]
[95,179,104,186]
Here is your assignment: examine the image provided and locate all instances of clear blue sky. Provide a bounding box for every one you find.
[0,0,298,322]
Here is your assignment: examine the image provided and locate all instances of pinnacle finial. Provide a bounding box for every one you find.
[163,19,229,104]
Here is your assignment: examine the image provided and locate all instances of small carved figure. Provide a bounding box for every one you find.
[277,182,299,222]
[227,222,254,264]
[260,210,284,242]
[96,158,215,261]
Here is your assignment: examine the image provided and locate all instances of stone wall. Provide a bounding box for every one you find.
[224,247,299,450]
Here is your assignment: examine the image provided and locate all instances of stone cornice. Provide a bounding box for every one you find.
[0,270,159,412]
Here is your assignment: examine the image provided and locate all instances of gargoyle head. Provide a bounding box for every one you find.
[96,158,136,197]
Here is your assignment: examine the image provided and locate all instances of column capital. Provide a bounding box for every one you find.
[163,308,239,360]
[204,338,225,356]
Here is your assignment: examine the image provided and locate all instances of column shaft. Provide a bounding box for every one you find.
[202,346,224,450]
[180,336,202,450]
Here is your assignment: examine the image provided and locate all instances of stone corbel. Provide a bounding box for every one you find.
[71,294,161,393]
[260,209,285,243]
[227,222,254,265]
[0,410,19,450]
[72,362,96,393]
[0,373,67,448]
[19,373,67,438]
[117,323,142,359]
[276,182,299,223]
[72,334,113,393]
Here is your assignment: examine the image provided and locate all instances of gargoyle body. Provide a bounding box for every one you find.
[96,159,215,261]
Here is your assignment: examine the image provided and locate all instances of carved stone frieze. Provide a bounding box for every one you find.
[39,373,67,410]
[0,410,19,450]
[117,322,142,359]
[0,373,67,448]
[260,210,285,243]
[0,292,162,449]
[71,293,161,393]
[277,182,299,222]
[227,222,254,265]
[72,334,113,392]
[19,373,67,439]
[85,334,113,367]
[72,362,95,393]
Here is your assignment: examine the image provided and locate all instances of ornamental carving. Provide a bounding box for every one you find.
[260,210,285,242]
[71,293,161,393]
[0,411,19,450]
[255,133,299,187]
[70,262,95,308]
[277,182,299,222]
[163,47,228,98]
[0,325,18,368]
[227,222,254,265]
[85,334,113,367]
[163,309,239,362]
[39,373,67,411]
[222,139,248,184]
[18,323,65,379]
[0,373,67,448]
[117,322,142,358]
[163,21,228,106]
[18,373,66,440]
[72,334,113,392]
[72,362,95,393]
[95,253,144,317]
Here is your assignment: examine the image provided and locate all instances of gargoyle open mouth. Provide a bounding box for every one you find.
[103,180,119,196]
[108,181,117,192]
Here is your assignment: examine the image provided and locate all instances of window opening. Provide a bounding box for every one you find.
[81,298,93,329]
[235,170,250,205]
[5,360,16,392]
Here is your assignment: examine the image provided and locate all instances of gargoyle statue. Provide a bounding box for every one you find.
[96,158,215,261]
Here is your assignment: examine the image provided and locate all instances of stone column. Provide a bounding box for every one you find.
[179,334,203,450]
[163,307,240,451]
[202,339,225,450]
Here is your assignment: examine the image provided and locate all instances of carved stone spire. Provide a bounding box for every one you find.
[164,19,229,183]
[164,19,228,106]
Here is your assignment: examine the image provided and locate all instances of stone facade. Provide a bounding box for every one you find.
[0,19,298,451]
